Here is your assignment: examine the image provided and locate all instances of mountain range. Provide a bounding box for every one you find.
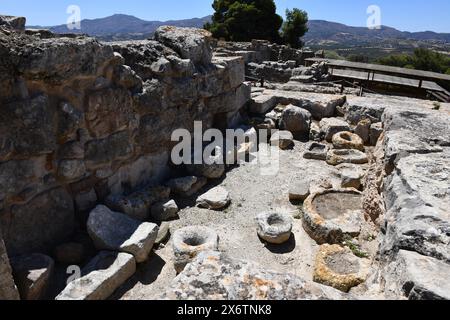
[28,13,450,44]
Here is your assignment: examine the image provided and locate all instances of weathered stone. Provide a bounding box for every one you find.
[314,244,370,292]
[336,164,365,189]
[4,187,75,256]
[154,26,212,65]
[319,118,350,142]
[85,131,133,169]
[173,226,219,273]
[155,222,171,245]
[0,95,56,157]
[0,15,26,31]
[57,159,86,180]
[185,176,208,197]
[289,179,311,201]
[57,102,83,142]
[0,157,48,202]
[332,131,364,151]
[212,56,246,90]
[105,186,170,221]
[382,151,450,263]
[186,150,226,179]
[270,131,294,150]
[383,108,450,161]
[104,153,169,197]
[309,122,323,141]
[256,212,293,244]
[303,189,364,244]
[53,242,85,265]
[11,253,54,300]
[196,187,231,210]
[113,65,143,92]
[151,200,179,222]
[384,250,450,300]
[74,188,98,213]
[304,142,329,161]
[249,95,278,114]
[326,149,369,166]
[166,176,198,196]
[0,230,19,300]
[355,119,371,145]
[56,251,136,300]
[369,122,383,146]
[162,251,348,300]
[86,88,135,138]
[280,104,311,137]
[18,37,116,82]
[87,205,159,263]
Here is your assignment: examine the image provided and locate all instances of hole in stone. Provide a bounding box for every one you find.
[183,236,206,247]
[341,133,352,141]
[311,144,326,152]
[312,192,362,220]
[267,215,284,226]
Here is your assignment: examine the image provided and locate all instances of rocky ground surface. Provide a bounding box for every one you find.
[112,137,380,300]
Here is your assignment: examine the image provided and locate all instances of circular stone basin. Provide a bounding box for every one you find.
[256,212,293,244]
[173,226,219,273]
[302,189,364,244]
[332,131,364,151]
[313,244,370,292]
[326,149,369,166]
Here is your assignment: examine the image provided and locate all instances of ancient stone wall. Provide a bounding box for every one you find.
[0,229,19,300]
[0,22,250,256]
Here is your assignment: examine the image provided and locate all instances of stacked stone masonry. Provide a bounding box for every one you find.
[0,21,250,256]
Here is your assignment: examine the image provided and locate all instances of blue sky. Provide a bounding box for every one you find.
[1,0,449,32]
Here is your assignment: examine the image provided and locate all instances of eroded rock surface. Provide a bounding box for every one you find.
[87,205,159,263]
[162,251,348,300]
[56,251,136,300]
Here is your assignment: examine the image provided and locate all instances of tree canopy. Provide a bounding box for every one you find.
[378,48,450,74]
[205,0,307,45]
[281,8,309,48]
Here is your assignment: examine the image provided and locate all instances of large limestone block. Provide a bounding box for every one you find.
[162,251,349,300]
[154,26,212,65]
[87,205,159,263]
[280,104,311,137]
[56,251,136,300]
[196,187,231,210]
[3,187,75,256]
[384,250,450,300]
[319,118,350,142]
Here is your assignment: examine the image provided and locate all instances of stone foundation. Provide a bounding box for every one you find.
[0,21,250,256]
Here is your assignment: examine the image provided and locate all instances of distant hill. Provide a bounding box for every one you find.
[28,14,212,41]
[28,14,450,45]
[305,20,450,45]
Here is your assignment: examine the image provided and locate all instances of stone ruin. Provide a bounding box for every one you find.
[0,15,449,301]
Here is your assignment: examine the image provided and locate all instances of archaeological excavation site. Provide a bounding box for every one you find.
[0,13,449,302]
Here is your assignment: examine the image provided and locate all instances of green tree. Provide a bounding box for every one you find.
[281,8,309,48]
[378,48,450,74]
[204,0,283,43]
